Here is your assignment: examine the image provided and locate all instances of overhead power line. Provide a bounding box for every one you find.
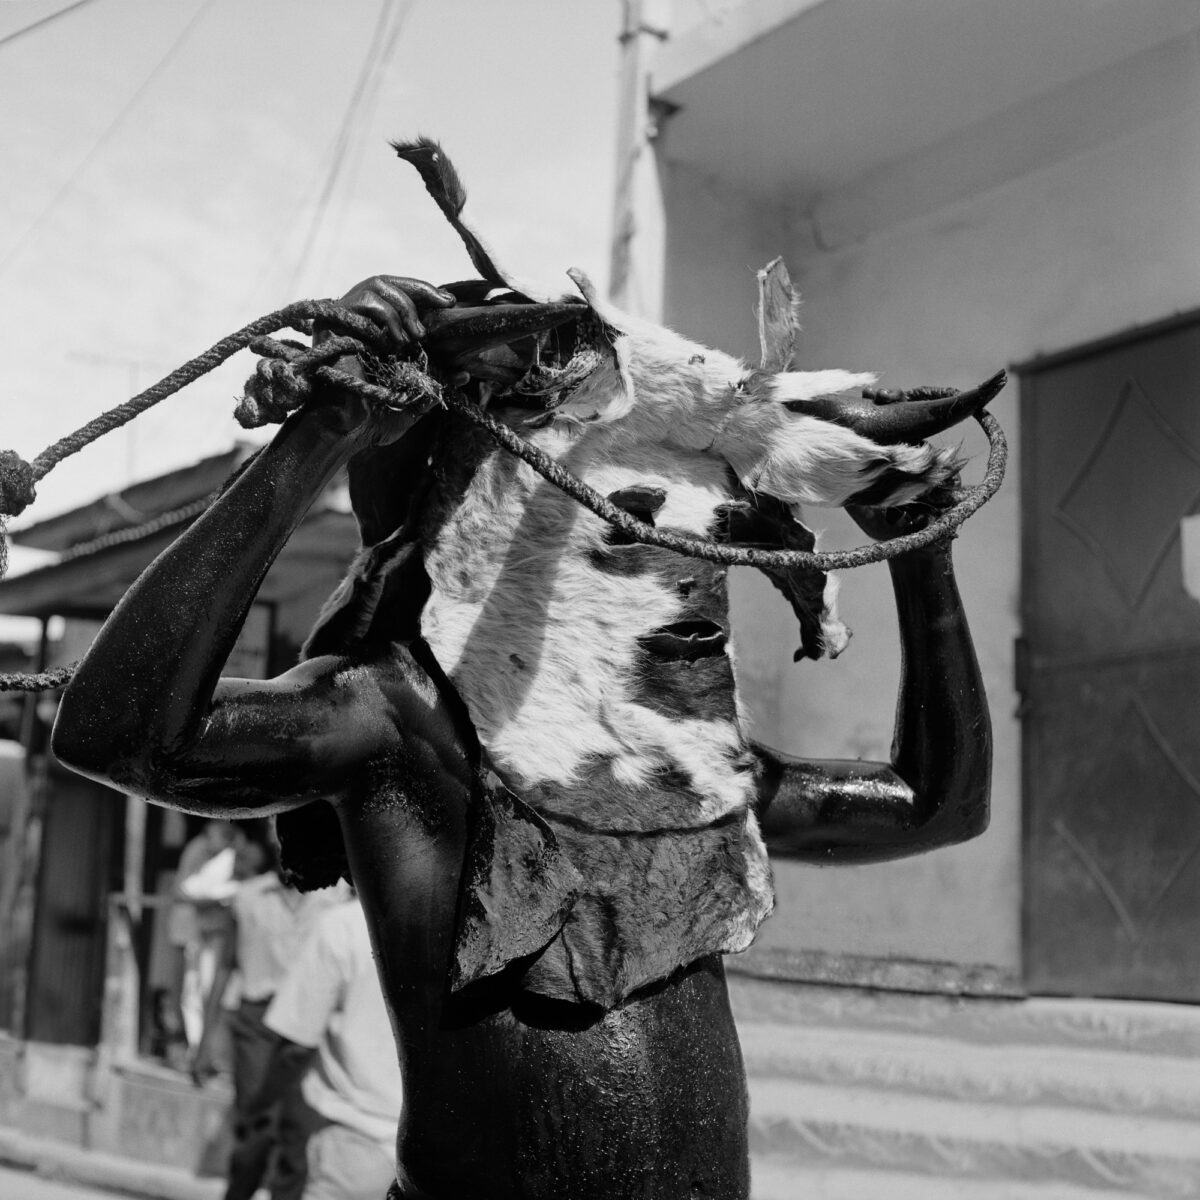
[283,0,412,298]
[0,0,217,280]
[0,0,97,52]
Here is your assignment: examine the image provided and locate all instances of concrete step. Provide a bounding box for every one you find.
[746,1075,1200,1198]
[731,975,1200,1199]
[738,1021,1200,1119]
[0,1127,222,1200]
[750,1162,1166,1200]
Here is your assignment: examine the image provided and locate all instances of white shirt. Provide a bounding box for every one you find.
[265,898,402,1156]
[231,873,345,1003]
[179,846,239,901]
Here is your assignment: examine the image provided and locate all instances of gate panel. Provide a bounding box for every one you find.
[1022,316,1200,1000]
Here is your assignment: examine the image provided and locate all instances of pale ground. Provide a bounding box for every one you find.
[0,1163,129,1200]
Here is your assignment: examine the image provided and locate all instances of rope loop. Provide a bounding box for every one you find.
[443,391,1007,572]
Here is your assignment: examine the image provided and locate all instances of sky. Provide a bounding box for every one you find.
[0,0,626,541]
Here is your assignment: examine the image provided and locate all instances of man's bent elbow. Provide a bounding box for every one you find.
[51,700,142,791]
[925,782,991,851]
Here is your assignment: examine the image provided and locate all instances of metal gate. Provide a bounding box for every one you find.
[1021,312,1200,1002]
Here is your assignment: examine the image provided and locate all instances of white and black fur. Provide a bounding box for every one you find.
[286,148,961,1008]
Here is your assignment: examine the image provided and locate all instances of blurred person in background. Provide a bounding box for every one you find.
[194,832,348,1200]
[242,893,402,1200]
[165,818,243,1063]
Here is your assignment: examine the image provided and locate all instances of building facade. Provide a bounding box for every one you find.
[0,448,360,1171]
[615,2,1200,1195]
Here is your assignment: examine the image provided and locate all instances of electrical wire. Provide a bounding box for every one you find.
[283,0,413,298]
[0,0,97,51]
[0,0,217,279]
[306,0,412,288]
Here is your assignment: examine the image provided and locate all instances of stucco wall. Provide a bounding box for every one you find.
[658,53,1200,974]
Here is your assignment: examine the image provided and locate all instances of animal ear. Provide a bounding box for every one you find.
[756,257,801,373]
[715,370,962,508]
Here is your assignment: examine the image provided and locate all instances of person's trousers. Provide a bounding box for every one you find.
[225,998,311,1200]
[302,1124,396,1200]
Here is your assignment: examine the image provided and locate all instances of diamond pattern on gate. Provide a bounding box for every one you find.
[1054,694,1200,943]
[1055,377,1200,609]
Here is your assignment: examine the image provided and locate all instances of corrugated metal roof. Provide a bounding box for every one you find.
[0,451,357,618]
[10,445,252,553]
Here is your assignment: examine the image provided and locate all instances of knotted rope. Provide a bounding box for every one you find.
[0,300,386,691]
[0,305,1006,690]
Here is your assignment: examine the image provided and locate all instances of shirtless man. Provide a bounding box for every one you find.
[53,275,992,1199]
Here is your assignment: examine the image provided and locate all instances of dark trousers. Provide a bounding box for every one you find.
[225,998,311,1200]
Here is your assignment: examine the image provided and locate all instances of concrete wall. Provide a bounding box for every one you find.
[657,37,1200,976]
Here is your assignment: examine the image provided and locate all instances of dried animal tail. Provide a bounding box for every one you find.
[392,136,513,289]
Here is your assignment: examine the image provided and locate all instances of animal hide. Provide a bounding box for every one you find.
[416,411,771,1006]
[280,143,962,1004]
[284,268,963,1007]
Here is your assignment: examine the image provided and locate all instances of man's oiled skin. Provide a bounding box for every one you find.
[53,279,990,1199]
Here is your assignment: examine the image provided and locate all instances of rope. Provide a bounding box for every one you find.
[0,664,78,694]
[442,392,1006,571]
[231,333,1006,570]
[227,336,1006,569]
[27,300,386,488]
[0,299,388,693]
[0,304,1007,692]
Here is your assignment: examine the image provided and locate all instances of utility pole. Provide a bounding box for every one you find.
[609,0,671,319]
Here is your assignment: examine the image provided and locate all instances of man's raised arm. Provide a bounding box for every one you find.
[52,278,457,815]
[753,506,992,864]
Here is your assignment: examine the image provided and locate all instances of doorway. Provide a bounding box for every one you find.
[1021,311,1200,1002]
